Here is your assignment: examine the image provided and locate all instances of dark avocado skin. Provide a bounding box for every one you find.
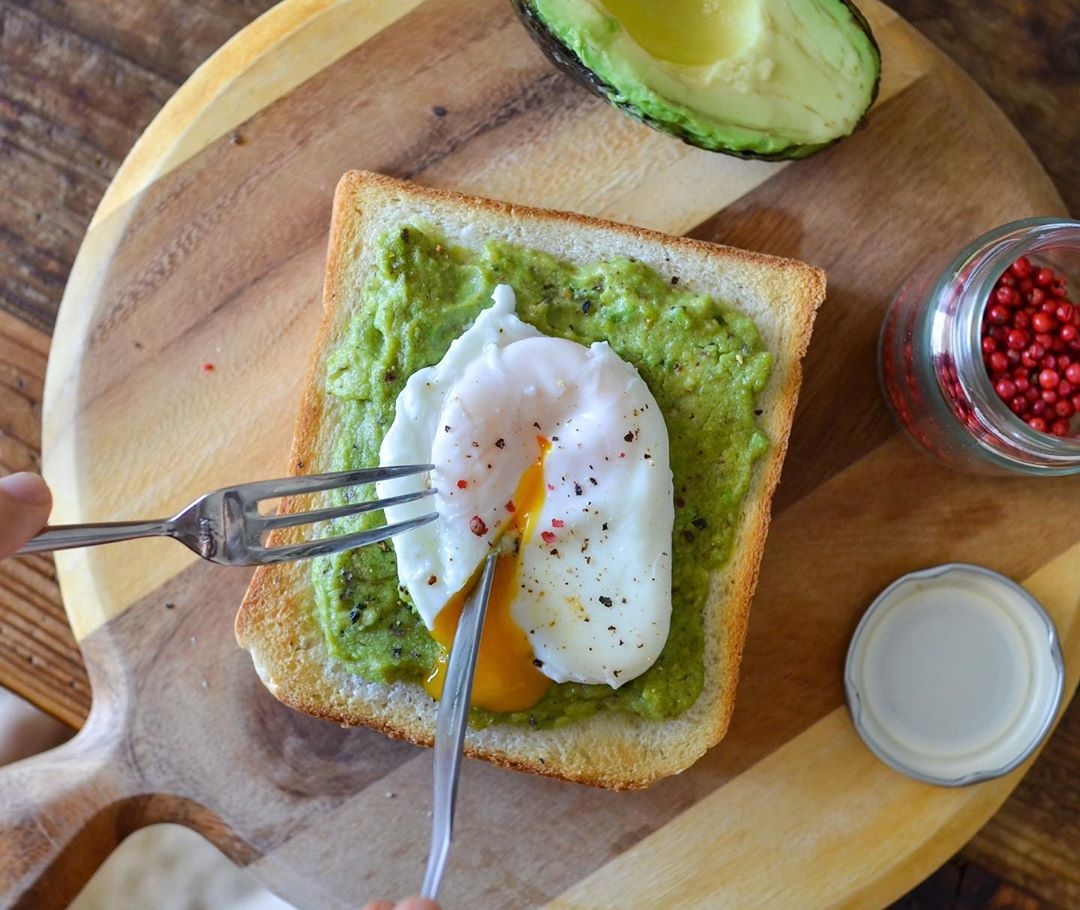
[511,0,881,161]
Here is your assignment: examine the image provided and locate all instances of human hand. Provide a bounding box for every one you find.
[0,472,52,559]
[360,898,441,910]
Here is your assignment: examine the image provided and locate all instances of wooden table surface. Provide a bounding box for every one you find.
[0,1,1077,907]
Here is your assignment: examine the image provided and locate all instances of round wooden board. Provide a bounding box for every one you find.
[11,0,1077,907]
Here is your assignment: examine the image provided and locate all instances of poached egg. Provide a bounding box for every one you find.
[377,285,673,711]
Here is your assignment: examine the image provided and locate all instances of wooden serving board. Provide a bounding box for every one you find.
[2,1,1078,907]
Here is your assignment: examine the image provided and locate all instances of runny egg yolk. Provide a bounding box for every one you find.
[424,437,553,711]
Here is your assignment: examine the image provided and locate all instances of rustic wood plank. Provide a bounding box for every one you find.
[0,311,90,727]
[888,856,1063,910]
[962,699,1080,909]
[7,0,278,86]
[887,0,1080,217]
[0,1,174,331]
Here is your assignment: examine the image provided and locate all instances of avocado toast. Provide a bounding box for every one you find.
[235,171,825,789]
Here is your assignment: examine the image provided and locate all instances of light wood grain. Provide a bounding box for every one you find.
[0,0,1077,908]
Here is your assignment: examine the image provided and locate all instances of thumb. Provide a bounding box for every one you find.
[0,473,52,558]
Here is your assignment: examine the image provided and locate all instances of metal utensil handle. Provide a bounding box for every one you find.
[15,520,173,555]
[420,550,497,900]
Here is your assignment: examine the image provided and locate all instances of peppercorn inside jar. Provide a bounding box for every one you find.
[983,257,1080,436]
[879,218,1080,475]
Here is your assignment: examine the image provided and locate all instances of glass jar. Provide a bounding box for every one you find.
[879,218,1080,475]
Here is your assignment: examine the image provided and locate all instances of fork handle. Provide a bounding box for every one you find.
[16,519,173,555]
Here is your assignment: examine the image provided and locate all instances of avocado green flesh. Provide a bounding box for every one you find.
[313,227,771,729]
[518,0,880,159]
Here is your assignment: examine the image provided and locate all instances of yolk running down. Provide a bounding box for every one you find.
[425,437,553,712]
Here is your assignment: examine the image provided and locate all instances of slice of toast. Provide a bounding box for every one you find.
[235,170,824,790]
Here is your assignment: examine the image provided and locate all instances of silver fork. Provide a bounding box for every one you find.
[15,465,437,565]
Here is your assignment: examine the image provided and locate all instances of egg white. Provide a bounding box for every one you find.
[377,285,673,688]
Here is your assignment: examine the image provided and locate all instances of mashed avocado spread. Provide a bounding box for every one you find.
[312,227,771,728]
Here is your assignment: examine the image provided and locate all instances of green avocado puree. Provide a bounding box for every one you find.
[312,226,771,728]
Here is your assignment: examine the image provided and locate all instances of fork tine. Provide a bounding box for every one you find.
[257,512,438,564]
[260,488,435,533]
[238,465,433,502]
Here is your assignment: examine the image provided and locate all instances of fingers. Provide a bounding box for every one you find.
[360,899,440,910]
[0,473,52,559]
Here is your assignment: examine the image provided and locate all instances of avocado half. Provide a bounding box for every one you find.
[512,0,881,160]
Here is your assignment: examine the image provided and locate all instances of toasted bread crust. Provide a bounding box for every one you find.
[235,171,824,790]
